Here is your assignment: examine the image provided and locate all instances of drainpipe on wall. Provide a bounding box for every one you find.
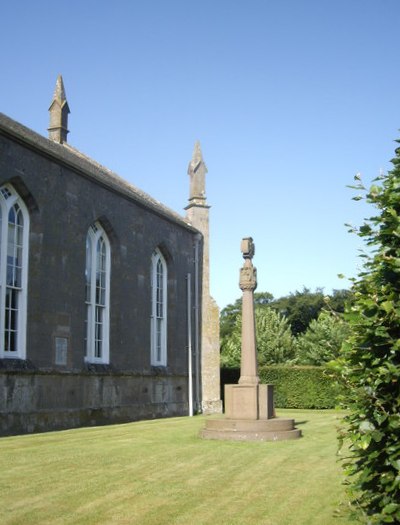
[187,272,193,417]
[194,234,201,413]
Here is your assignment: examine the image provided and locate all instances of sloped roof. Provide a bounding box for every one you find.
[0,112,198,233]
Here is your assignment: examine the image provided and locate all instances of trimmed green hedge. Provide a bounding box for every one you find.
[221,366,343,409]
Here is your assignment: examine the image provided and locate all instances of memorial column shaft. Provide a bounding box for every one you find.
[238,239,259,385]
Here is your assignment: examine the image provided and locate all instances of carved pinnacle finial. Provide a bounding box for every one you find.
[190,140,203,169]
[186,140,208,206]
[48,75,70,144]
[53,75,67,103]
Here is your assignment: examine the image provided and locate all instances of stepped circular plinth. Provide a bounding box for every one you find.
[200,417,301,442]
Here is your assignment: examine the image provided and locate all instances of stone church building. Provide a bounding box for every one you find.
[0,76,221,435]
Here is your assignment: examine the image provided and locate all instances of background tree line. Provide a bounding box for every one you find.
[220,287,352,367]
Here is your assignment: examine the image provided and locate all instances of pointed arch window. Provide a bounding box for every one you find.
[150,249,167,366]
[0,185,29,359]
[85,222,111,364]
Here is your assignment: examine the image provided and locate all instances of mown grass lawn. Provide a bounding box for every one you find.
[0,409,356,525]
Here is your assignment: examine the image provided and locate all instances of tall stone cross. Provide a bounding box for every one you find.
[238,237,259,386]
[200,236,301,439]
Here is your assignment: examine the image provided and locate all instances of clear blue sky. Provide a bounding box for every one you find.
[1,1,399,309]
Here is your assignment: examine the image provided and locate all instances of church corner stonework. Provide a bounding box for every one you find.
[185,141,222,414]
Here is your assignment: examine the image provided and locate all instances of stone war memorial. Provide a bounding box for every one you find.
[201,237,301,441]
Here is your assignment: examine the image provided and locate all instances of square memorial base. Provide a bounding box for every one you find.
[224,383,274,420]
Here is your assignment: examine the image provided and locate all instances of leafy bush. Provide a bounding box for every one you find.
[333,143,400,522]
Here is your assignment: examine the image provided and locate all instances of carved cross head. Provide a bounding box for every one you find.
[241,237,255,260]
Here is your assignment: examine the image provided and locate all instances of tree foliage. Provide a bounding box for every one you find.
[220,298,242,340]
[273,288,352,336]
[270,287,326,335]
[220,307,295,368]
[256,308,296,365]
[221,288,351,343]
[333,144,400,523]
[327,288,353,313]
[295,310,351,366]
[220,292,274,340]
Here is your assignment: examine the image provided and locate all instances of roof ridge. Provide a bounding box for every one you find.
[0,112,196,232]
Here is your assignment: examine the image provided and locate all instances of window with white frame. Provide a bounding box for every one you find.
[0,184,29,359]
[150,249,167,366]
[85,222,110,364]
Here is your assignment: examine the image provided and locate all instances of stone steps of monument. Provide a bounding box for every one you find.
[200,427,302,442]
[204,417,297,432]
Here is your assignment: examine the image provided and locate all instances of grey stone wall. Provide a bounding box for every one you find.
[0,370,188,436]
[0,117,202,435]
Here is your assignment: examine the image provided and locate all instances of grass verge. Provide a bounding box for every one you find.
[0,409,355,524]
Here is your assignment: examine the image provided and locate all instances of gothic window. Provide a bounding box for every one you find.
[85,222,110,364]
[0,184,29,359]
[150,249,167,366]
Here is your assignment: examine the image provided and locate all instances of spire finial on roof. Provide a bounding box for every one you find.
[189,140,207,174]
[53,74,67,103]
[186,140,208,208]
[48,74,70,144]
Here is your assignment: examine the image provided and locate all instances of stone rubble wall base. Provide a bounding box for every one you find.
[0,371,189,436]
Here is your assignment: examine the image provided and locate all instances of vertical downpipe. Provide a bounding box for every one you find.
[194,235,201,412]
[187,273,193,417]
